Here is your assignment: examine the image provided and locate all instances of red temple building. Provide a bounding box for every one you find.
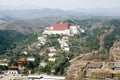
[53,23,69,31]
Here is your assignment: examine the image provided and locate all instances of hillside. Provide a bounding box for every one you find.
[0,30,25,54]
[0,18,120,79]
[0,16,16,24]
[0,30,39,55]
[0,17,62,34]
[0,8,120,20]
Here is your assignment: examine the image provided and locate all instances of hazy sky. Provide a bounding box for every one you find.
[0,0,120,10]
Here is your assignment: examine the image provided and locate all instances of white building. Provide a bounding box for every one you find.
[48,58,56,62]
[27,75,65,80]
[7,70,18,74]
[43,29,70,35]
[0,62,8,66]
[48,53,56,58]
[47,47,56,52]
[22,51,28,55]
[64,47,70,52]
[70,26,78,34]
[0,59,8,66]
[38,36,46,45]
[27,57,35,62]
[40,62,47,67]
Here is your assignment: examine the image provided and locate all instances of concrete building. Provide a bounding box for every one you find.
[0,61,8,66]
[27,57,35,62]
[47,47,56,52]
[48,58,56,62]
[40,62,47,67]
[38,36,46,45]
[70,26,78,34]
[48,53,56,57]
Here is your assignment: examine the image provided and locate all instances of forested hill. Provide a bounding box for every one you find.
[103,19,120,51]
[0,30,26,54]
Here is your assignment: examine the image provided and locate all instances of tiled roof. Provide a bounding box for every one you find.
[18,58,27,62]
[9,66,18,69]
[53,23,68,30]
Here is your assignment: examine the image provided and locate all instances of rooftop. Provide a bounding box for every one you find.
[9,66,18,69]
[53,23,68,31]
[18,58,27,62]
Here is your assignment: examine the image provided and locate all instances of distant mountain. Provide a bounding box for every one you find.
[74,8,120,17]
[0,8,120,34]
[0,17,66,34]
[0,9,66,19]
[0,8,86,20]
[0,8,120,20]
[0,16,16,24]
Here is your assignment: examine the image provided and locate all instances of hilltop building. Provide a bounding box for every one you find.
[69,26,78,34]
[43,22,80,35]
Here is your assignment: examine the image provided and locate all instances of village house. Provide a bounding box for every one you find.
[69,25,78,34]
[22,51,28,55]
[83,62,120,79]
[70,61,88,72]
[0,61,8,66]
[87,62,104,70]
[90,68,114,79]
[107,62,120,71]
[48,53,56,58]
[62,46,70,52]
[40,61,47,67]
[90,65,120,80]
[60,43,69,52]
[109,40,120,61]
[85,62,104,77]
[38,36,46,45]
[39,50,46,56]
[47,47,56,52]
[58,36,70,52]
[0,59,8,66]
[48,53,56,62]
[78,26,85,33]
[48,58,56,62]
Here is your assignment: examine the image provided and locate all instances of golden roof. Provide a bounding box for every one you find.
[18,57,27,62]
[9,66,18,69]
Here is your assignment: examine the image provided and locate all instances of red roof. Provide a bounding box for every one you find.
[53,23,68,30]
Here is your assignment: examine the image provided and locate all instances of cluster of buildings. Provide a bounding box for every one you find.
[68,40,120,80]
[69,61,120,80]
[39,46,57,68]
[48,52,56,62]
[42,22,82,35]
[109,40,120,61]
[0,59,8,66]
[58,36,70,52]
[46,47,56,62]
[38,36,46,46]
[7,57,35,75]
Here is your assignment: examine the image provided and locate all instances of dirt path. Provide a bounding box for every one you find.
[99,28,114,51]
